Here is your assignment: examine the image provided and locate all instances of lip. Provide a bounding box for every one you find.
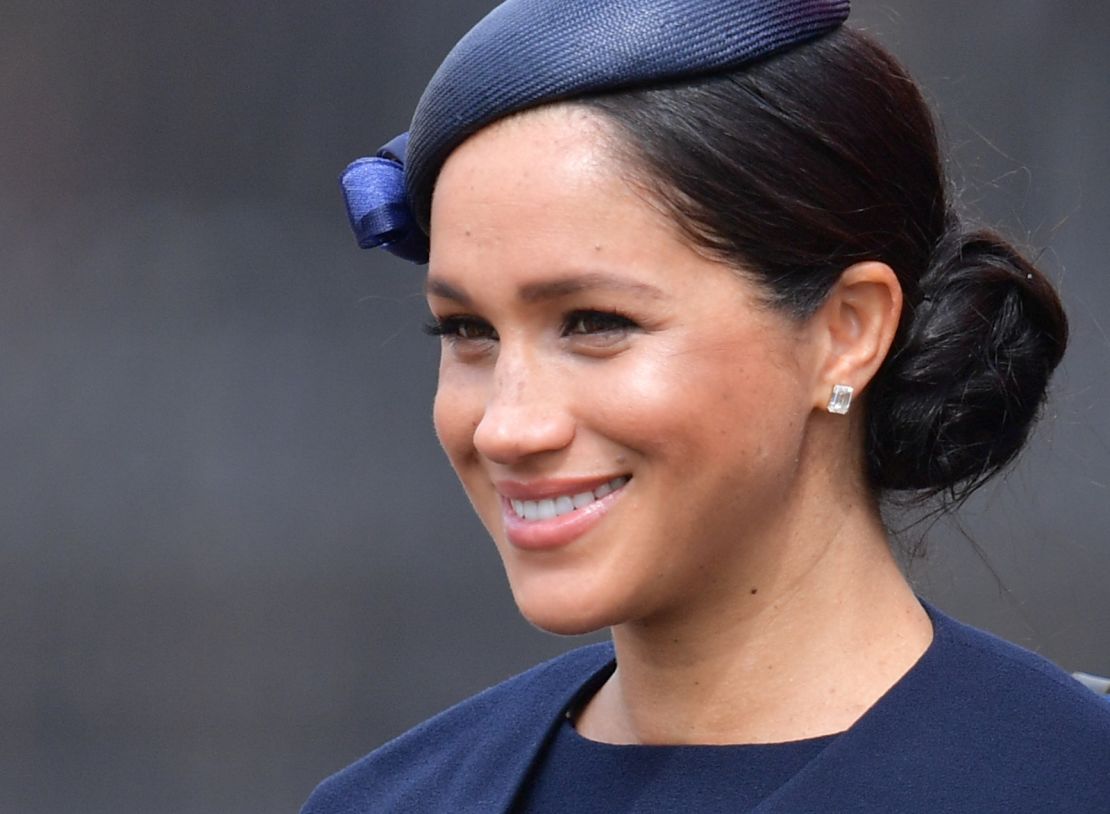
[497,475,630,551]
[495,475,623,501]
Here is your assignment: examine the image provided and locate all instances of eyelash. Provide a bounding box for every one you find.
[423,309,640,341]
[422,315,497,341]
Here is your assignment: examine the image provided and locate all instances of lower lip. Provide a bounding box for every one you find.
[501,484,627,551]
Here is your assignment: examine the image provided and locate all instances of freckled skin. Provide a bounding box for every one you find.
[427,107,823,636]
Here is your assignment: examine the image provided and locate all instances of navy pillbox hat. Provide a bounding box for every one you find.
[341,0,851,264]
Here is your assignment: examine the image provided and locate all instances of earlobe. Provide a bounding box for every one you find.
[812,261,903,410]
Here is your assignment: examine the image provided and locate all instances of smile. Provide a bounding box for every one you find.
[508,476,630,522]
[498,475,631,551]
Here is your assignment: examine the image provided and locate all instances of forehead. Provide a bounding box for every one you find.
[423,105,776,324]
[427,105,684,278]
[433,105,617,217]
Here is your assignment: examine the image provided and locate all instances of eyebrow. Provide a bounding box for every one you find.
[425,272,664,305]
[425,277,472,305]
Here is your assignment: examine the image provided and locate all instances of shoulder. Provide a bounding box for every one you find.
[300,642,615,814]
[772,607,1110,813]
[863,607,1110,809]
[930,607,1110,738]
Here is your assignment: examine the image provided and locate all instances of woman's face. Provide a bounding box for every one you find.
[427,106,824,635]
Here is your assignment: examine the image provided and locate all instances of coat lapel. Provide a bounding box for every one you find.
[750,605,983,813]
[443,642,616,813]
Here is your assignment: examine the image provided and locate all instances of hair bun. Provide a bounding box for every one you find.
[866,225,1069,499]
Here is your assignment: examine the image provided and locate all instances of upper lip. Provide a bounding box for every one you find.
[494,475,629,501]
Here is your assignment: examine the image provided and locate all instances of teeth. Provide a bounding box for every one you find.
[572,491,593,509]
[509,476,629,521]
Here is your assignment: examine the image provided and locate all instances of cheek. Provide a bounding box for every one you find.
[432,362,482,468]
[598,337,808,469]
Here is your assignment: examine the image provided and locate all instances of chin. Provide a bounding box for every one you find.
[522,610,609,637]
[510,584,622,637]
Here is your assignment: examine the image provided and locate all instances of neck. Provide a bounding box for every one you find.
[575,486,932,746]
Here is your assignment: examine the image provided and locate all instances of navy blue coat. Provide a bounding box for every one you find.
[302,608,1110,812]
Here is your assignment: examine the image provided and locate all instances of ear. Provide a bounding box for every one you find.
[808,261,903,412]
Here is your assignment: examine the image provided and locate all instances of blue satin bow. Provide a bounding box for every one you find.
[340,132,430,264]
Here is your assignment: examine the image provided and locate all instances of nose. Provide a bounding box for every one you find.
[471,352,575,465]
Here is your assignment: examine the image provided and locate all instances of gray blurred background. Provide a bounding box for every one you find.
[1,2,1107,812]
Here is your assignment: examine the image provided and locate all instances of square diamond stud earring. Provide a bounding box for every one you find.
[827,384,854,415]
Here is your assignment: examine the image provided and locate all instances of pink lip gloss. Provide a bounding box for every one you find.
[500,478,629,550]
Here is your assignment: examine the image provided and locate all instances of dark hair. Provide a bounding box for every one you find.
[579,26,1068,503]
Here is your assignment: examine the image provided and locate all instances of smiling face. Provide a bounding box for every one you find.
[427,106,827,635]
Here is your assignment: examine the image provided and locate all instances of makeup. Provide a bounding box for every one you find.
[499,476,630,550]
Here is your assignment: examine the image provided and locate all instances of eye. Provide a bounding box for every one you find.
[423,315,498,342]
[562,310,639,337]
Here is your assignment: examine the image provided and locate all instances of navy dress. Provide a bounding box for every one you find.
[513,716,837,812]
[302,605,1110,813]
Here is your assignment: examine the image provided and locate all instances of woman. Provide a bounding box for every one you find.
[305,0,1110,811]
